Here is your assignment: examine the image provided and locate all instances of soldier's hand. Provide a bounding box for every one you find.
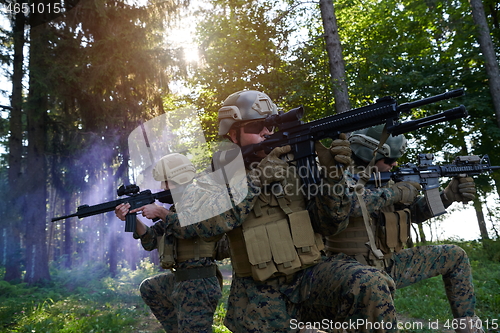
[391,181,421,205]
[130,203,169,221]
[248,145,291,187]
[315,133,351,180]
[115,203,130,221]
[442,176,476,206]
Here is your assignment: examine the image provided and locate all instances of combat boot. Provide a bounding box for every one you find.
[452,316,485,333]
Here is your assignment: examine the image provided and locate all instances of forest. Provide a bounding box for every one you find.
[0,0,499,331]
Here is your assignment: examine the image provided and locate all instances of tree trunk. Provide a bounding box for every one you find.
[473,197,490,239]
[319,0,351,113]
[417,223,427,244]
[469,0,500,127]
[63,197,73,268]
[24,22,51,284]
[109,231,118,277]
[5,4,26,283]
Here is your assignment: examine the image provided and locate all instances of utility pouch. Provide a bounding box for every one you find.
[266,219,302,276]
[243,224,278,281]
[158,234,176,269]
[289,210,323,266]
[227,227,252,277]
[377,208,411,254]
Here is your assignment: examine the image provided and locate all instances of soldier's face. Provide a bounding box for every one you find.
[228,121,274,158]
[375,158,398,172]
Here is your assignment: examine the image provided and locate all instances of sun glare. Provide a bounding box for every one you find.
[183,46,200,64]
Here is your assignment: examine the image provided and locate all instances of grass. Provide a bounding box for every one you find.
[1,240,499,333]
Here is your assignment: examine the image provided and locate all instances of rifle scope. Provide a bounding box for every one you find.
[264,106,304,128]
[117,184,140,196]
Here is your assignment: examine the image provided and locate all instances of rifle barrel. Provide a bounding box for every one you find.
[397,89,464,112]
[51,213,79,222]
[390,105,467,136]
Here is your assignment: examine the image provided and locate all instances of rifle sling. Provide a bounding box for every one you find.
[355,190,385,260]
[354,125,390,260]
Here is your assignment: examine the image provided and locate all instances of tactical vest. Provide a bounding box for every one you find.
[158,235,216,270]
[325,183,411,268]
[228,169,324,282]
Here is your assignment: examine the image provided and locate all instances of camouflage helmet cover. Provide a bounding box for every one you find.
[152,153,196,185]
[349,124,407,162]
[217,90,278,135]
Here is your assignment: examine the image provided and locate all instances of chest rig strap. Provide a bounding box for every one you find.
[355,190,385,260]
[354,125,391,261]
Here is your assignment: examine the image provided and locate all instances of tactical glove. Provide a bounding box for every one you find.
[315,133,351,181]
[391,181,421,205]
[442,176,476,207]
[248,145,291,188]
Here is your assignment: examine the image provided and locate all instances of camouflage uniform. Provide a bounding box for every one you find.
[325,167,477,320]
[138,259,222,332]
[136,207,223,332]
[166,168,401,333]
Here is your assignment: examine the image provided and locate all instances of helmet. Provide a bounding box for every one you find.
[152,153,196,185]
[217,90,278,135]
[349,125,407,163]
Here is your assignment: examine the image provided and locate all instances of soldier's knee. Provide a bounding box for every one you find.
[139,276,154,296]
[351,268,396,297]
[445,244,469,260]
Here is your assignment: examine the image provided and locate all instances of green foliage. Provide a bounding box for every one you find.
[482,239,500,262]
[0,259,163,332]
[213,284,232,333]
[185,0,297,141]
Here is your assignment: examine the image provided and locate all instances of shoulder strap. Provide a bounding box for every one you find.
[355,190,385,260]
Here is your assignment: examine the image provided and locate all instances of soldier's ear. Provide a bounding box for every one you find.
[228,129,239,144]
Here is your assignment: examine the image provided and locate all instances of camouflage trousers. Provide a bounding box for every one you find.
[139,271,222,332]
[388,244,476,318]
[224,254,398,333]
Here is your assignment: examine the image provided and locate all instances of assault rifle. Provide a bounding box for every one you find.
[239,89,468,192]
[360,154,500,216]
[51,184,179,232]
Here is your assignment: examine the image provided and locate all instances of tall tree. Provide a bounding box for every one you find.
[24,21,51,284]
[4,1,25,282]
[318,0,350,113]
[469,0,500,128]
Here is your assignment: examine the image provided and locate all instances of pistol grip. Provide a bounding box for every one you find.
[125,213,136,232]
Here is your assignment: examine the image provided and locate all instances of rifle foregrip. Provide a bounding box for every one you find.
[125,213,136,232]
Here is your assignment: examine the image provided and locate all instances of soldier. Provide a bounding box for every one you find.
[115,153,224,333]
[162,90,428,332]
[324,124,483,333]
